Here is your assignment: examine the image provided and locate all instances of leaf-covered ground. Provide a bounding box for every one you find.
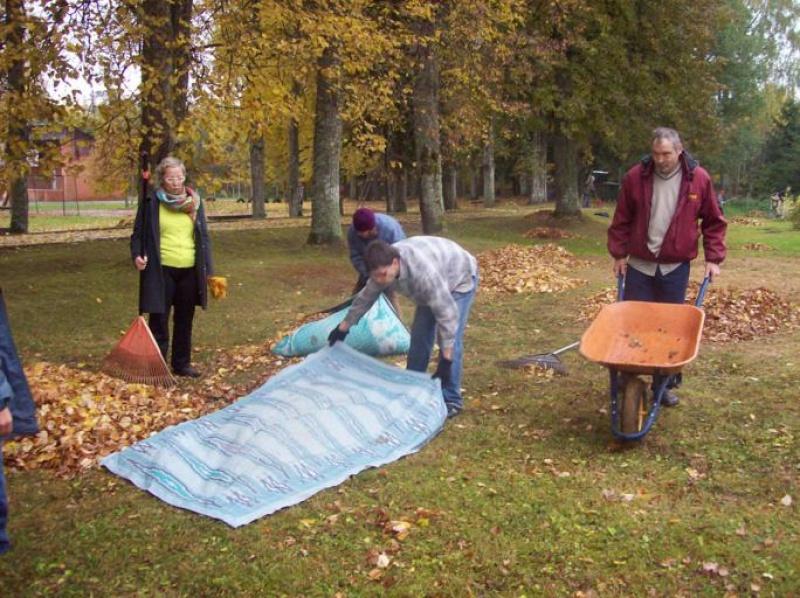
[0,202,798,596]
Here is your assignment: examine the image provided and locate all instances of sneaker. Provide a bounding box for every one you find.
[446,404,463,419]
[173,366,201,378]
[660,390,680,407]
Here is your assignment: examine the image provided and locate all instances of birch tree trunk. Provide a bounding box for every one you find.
[308,46,343,245]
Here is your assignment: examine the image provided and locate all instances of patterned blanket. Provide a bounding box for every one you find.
[102,343,446,527]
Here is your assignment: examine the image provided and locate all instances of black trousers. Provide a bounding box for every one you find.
[149,266,197,371]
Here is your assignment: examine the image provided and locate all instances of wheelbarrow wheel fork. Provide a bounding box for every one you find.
[609,370,672,441]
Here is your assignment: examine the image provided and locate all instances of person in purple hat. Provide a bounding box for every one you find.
[347,208,406,309]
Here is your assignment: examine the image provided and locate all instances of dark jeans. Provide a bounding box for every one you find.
[623,262,690,304]
[149,266,197,371]
[624,262,690,390]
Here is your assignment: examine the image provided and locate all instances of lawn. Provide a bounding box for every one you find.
[0,202,798,596]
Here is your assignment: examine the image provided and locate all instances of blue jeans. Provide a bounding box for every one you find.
[624,262,690,304]
[0,445,9,554]
[406,277,478,409]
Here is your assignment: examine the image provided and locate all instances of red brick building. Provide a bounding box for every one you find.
[18,129,128,203]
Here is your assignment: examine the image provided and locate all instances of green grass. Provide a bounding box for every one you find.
[1,207,798,595]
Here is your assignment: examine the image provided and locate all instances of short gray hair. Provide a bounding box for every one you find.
[651,127,682,149]
[155,156,186,182]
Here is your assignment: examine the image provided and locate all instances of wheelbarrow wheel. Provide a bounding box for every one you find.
[620,375,647,434]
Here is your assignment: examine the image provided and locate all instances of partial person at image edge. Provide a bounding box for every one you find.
[0,288,39,555]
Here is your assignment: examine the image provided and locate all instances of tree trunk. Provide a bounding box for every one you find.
[482,131,496,207]
[393,169,408,213]
[139,0,175,168]
[469,155,481,201]
[308,46,343,245]
[288,116,303,217]
[519,173,530,197]
[170,0,192,132]
[411,23,444,233]
[249,133,266,219]
[553,132,581,217]
[348,178,357,200]
[443,163,457,210]
[5,0,29,233]
[529,131,547,204]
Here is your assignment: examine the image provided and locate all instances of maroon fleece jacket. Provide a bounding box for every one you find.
[607,152,727,265]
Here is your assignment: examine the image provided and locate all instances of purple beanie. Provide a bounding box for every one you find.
[352,208,376,232]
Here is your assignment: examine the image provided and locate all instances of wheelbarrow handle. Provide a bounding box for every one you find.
[695,276,711,308]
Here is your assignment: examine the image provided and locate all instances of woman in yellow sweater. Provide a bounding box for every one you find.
[130,156,213,378]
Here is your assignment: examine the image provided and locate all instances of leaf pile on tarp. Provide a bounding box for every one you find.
[477,244,586,294]
[741,242,774,251]
[729,217,762,227]
[578,284,800,342]
[4,344,294,477]
[523,227,573,240]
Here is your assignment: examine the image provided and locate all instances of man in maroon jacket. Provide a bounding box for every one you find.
[607,127,727,406]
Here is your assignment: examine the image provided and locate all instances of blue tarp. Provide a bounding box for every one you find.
[102,343,446,527]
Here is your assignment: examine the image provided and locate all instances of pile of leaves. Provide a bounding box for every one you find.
[522,227,573,240]
[4,343,295,477]
[578,286,618,322]
[477,244,586,294]
[741,242,774,251]
[698,284,800,342]
[578,283,800,342]
[729,217,762,227]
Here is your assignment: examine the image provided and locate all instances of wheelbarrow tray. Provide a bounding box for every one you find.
[579,301,705,375]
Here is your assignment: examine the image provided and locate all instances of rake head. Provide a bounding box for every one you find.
[101,316,176,387]
[496,352,568,375]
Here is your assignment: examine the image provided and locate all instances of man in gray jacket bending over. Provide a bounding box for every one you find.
[329,237,479,418]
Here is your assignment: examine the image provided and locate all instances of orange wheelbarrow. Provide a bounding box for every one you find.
[579,277,710,441]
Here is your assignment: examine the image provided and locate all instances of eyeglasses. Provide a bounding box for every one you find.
[163,175,186,183]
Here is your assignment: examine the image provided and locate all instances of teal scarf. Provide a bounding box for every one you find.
[156,187,199,222]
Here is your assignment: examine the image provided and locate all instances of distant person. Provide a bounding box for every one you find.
[131,156,214,378]
[347,208,406,308]
[716,188,726,212]
[329,237,479,419]
[0,288,39,555]
[607,127,727,406]
[582,172,596,208]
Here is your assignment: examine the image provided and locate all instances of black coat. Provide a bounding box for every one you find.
[130,190,213,314]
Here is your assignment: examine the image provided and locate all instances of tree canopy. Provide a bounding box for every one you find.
[1,0,799,233]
